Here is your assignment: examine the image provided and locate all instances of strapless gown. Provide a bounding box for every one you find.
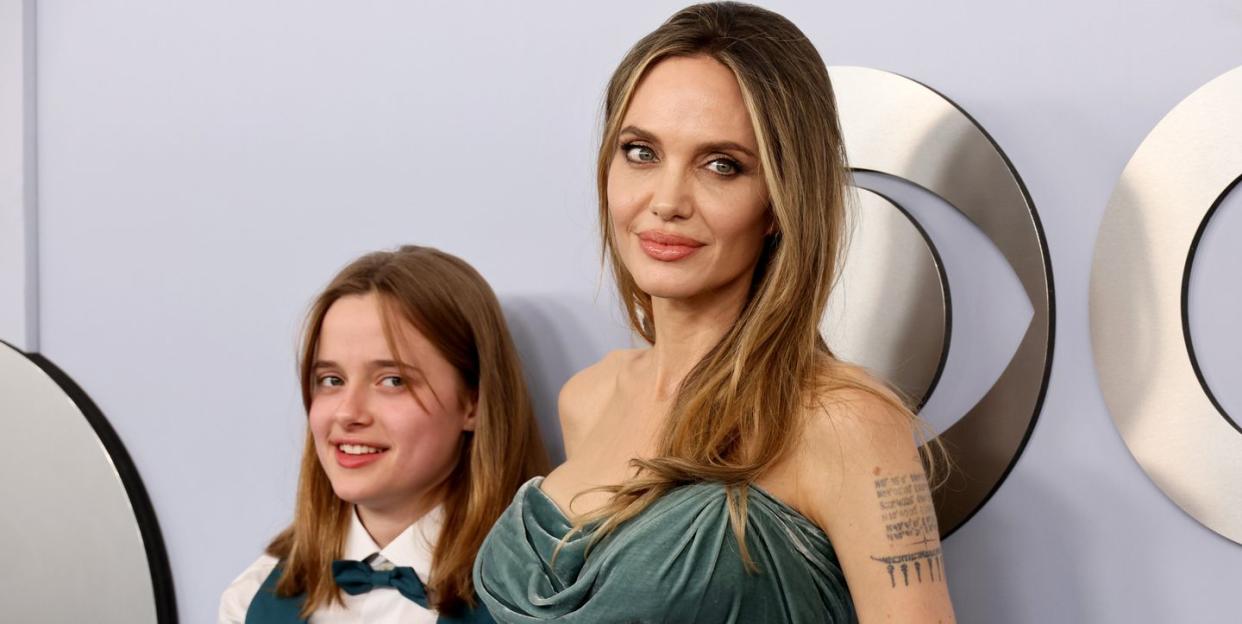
[472,477,856,623]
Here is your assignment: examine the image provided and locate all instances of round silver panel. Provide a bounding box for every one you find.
[1090,65,1242,545]
[830,66,1054,536]
[0,341,174,622]
[824,188,949,407]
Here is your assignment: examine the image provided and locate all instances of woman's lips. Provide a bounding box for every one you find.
[638,231,704,262]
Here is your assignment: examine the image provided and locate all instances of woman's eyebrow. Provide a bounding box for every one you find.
[620,125,756,159]
[700,141,756,159]
[618,125,658,142]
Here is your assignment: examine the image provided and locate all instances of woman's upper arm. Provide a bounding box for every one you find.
[798,392,956,624]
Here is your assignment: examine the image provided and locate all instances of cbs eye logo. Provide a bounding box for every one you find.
[829,65,1242,545]
[1091,66,1242,545]
[822,67,1053,538]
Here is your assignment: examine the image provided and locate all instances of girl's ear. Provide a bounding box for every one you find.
[461,392,479,432]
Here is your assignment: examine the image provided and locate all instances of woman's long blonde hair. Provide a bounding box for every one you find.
[266,245,548,617]
[585,2,942,563]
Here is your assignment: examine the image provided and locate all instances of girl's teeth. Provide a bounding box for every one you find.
[339,444,382,455]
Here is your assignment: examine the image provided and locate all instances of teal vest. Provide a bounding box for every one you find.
[246,562,495,623]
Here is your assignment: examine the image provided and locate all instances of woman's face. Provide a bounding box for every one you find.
[308,292,475,514]
[607,55,771,302]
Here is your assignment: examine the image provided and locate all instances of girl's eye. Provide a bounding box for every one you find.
[707,158,741,176]
[622,143,657,163]
[318,375,344,388]
[379,376,405,388]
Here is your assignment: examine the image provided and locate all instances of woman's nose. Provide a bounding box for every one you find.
[649,169,693,221]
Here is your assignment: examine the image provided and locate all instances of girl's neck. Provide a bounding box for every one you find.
[646,275,750,399]
[355,490,441,549]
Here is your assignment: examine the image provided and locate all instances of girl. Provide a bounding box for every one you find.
[221,246,548,623]
[474,3,955,623]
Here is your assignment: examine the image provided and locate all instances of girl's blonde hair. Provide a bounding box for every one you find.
[585,2,944,563]
[267,245,548,617]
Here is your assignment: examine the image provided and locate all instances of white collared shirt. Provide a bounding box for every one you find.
[218,506,443,624]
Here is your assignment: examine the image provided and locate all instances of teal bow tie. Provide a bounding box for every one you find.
[331,559,429,608]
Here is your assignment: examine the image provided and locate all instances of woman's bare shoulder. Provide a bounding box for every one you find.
[808,359,911,428]
[787,362,919,508]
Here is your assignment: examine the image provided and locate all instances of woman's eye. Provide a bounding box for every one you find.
[707,158,741,176]
[623,143,657,163]
[318,375,344,388]
[379,376,405,388]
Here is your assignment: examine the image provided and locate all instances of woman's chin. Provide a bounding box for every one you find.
[632,271,744,303]
[628,267,704,299]
[633,280,703,301]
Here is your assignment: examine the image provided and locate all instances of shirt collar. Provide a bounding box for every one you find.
[343,504,444,579]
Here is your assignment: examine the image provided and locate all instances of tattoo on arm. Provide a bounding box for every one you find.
[869,472,943,588]
[875,472,936,542]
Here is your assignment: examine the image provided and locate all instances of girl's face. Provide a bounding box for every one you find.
[308,292,475,514]
[607,55,771,302]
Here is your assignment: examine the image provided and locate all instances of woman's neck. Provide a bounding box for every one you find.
[355,490,441,549]
[646,275,751,399]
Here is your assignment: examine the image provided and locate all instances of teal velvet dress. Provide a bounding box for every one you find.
[472,477,856,623]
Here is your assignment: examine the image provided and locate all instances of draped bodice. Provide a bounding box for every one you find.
[473,477,855,623]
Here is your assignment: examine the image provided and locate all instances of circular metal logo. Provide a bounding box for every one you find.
[823,188,950,408]
[1090,65,1242,545]
[0,340,176,622]
[827,67,1055,537]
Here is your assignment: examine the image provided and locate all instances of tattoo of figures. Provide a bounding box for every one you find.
[870,471,943,588]
[871,547,943,588]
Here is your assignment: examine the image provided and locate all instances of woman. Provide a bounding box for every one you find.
[220,246,548,623]
[474,3,955,622]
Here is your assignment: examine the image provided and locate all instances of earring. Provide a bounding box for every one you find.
[765,231,782,250]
